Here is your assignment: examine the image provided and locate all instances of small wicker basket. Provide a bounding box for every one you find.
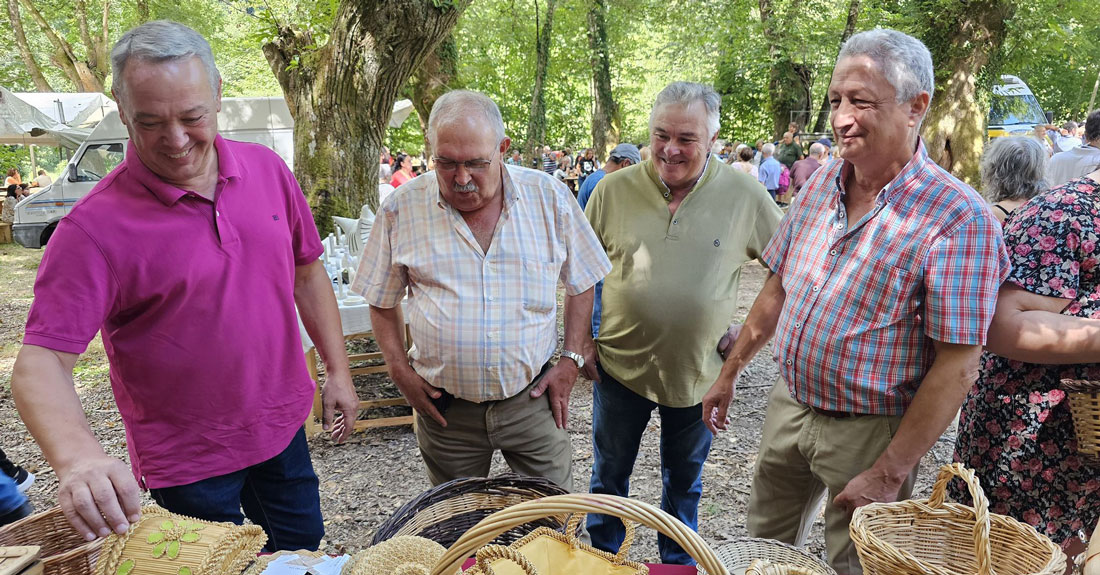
[715,538,835,575]
[94,505,266,575]
[0,506,103,575]
[1061,379,1100,459]
[849,463,1066,575]
[371,474,569,548]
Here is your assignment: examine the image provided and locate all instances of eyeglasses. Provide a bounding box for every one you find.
[432,157,494,172]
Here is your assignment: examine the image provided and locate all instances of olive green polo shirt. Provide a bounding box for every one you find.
[585,158,783,407]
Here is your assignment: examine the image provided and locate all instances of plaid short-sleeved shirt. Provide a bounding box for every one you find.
[353,165,611,402]
[762,140,1010,415]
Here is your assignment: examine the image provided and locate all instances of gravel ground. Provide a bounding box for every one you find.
[0,244,960,565]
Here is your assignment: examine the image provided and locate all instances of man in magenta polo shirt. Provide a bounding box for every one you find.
[10,21,358,551]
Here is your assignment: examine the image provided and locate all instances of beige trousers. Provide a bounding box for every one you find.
[414,377,574,492]
[747,379,918,575]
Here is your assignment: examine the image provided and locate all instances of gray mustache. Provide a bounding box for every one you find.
[454,183,478,193]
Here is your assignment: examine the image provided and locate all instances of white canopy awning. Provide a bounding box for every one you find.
[0,87,91,148]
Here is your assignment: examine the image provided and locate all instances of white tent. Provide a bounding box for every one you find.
[16,92,116,130]
[0,87,89,148]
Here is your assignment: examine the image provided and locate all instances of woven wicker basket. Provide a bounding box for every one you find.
[850,463,1066,575]
[715,538,835,575]
[94,505,266,575]
[371,474,569,548]
[1061,379,1100,459]
[430,493,729,575]
[0,505,103,575]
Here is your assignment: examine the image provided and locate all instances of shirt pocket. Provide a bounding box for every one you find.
[859,264,920,331]
[521,258,559,313]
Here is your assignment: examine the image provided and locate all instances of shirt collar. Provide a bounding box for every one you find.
[646,153,715,201]
[127,134,240,206]
[832,137,930,207]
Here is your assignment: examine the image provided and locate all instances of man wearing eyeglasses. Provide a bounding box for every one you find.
[354,90,611,489]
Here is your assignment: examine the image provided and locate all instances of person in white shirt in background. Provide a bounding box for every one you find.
[1049,110,1100,187]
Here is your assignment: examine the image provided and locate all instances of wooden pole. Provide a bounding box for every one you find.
[1088,67,1100,113]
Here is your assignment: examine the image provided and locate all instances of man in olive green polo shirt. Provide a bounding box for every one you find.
[583,81,783,566]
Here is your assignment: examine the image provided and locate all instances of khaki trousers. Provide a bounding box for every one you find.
[415,377,574,492]
[747,379,917,575]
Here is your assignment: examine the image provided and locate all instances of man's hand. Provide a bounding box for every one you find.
[321,367,359,443]
[530,361,579,429]
[392,367,447,427]
[57,455,142,541]
[702,322,745,435]
[832,466,906,515]
[580,338,600,382]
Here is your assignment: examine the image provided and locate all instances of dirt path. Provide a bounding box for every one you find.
[0,245,959,564]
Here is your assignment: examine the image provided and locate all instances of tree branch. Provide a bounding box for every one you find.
[7,0,52,91]
[75,0,96,69]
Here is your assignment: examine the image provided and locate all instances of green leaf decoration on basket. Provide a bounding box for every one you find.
[147,518,204,560]
[178,568,192,575]
[116,559,135,575]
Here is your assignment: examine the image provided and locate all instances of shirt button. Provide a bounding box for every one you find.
[673,219,679,225]
[487,295,495,301]
[812,285,820,292]
[215,210,221,217]
[785,360,793,365]
[794,322,801,329]
[830,249,837,256]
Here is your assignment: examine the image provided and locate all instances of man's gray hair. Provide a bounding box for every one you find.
[111,21,221,100]
[428,90,506,145]
[1062,120,1079,133]
[761,143,776,156]
[980,137,1048,203]
[838,28,934,105]
[649,82,721,138]
[808,142,826,157]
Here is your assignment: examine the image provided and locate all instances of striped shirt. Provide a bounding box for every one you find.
[353,165,611,401]
[762,140,1010,415]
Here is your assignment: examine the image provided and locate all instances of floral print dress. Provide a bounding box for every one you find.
[952,176,1100,544]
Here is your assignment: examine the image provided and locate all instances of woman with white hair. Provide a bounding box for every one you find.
[980,136,1049,225]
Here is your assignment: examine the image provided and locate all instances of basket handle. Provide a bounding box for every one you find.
[431,493,728,575]
[927,463,993,575]
[564,512,636,562]
[474,545,539,575]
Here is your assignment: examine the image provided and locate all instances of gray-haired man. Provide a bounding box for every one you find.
[584,81,782,565]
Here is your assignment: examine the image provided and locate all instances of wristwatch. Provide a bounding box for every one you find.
[561,350,585,370]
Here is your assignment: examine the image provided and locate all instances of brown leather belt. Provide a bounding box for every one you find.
[806,405,855,419]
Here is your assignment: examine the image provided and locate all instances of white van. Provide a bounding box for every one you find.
[12,97,294,248]
[988,75,1049,139]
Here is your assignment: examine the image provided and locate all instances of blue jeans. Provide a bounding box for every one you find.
[587,366,713,565]
[591,279,603,338]
[150,428,323,552]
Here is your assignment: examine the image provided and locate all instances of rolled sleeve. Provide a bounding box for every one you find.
[352,205,408,308]
[922,215,1010,345]
[558,187,611,295]
[23,219,118,354]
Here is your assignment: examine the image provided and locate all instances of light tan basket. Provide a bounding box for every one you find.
[1061,379,1100,459]
[94,505,266,575]
[715,538,834,575]
[0,506,103,575]
[430,493,729,575]
[849,463,1066,575]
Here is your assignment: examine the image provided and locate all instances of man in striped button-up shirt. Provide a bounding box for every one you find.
[701,29,1010,574]
[355,90,611,490]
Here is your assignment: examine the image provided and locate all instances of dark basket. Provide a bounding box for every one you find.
[370,473,570,548]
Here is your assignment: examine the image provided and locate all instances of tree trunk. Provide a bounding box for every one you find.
[7,0,52,91]
[136,0,150,23]
[410,34,460,159]
[17,0,106,92]
[812,0,861,134]
[524,0,556,165]
[587,0,619,160]
[759,0,812,138]
[920,0,1014,185]
[264,1,468,233]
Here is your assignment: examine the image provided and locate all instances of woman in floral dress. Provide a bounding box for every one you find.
[952,166,1100,554]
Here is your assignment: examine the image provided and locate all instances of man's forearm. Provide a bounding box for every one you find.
[870,342,981,480]
[716,271,785,381]
[562,287,594,353]
[11,345,104,473]
[294,261,350,374]
[369,305,413,378]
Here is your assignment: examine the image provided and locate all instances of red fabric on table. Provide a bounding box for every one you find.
[460,557,698,573]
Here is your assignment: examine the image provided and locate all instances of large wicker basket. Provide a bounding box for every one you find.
[1061,379,1100,459]
[849,463,1066,575]
[371,474,569,548]
[715,538,835,575]
[0,506,103,575]
[430,493,730,575]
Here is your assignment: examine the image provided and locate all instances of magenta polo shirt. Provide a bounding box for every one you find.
[24,136,323,489]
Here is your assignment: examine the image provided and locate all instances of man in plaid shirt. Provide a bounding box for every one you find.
[701,29,1010,574]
